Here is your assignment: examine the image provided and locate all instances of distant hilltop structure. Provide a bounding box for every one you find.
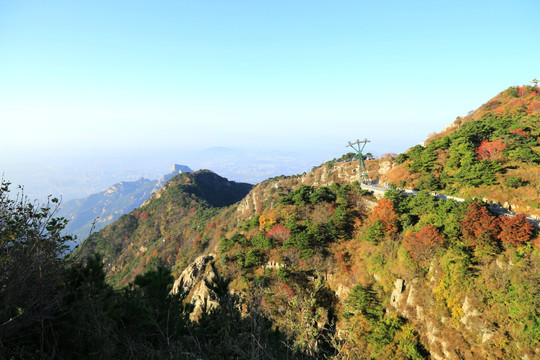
[171,164,192,175]
[531,78,539,86]
[155,164,193,189]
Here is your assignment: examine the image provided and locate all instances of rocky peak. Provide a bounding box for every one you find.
[236,161,364,218]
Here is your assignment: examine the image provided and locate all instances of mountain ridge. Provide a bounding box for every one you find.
[73,169,253,285]
[60,164,193,247]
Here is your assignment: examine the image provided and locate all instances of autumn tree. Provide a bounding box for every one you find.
[509,128,530,138]
[461,202,500,255]
[265,224,291,244]
[258,209,278,231]
[370,198,399,236]
[403,225,444,267]
[475,139,507,161]
[497,214,534,247]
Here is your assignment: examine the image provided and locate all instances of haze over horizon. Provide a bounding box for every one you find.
[1,0,538,200]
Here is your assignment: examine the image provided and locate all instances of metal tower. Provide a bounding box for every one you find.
[347,138,371,183]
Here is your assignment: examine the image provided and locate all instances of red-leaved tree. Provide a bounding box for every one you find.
[461,202,500,247]
[265,223,291,244]
[370,198,399,236]
[404,224,444,267]
[475,140,507,161]
[497,214,534,247]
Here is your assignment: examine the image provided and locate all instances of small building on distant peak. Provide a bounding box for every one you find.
[531,78,539,86]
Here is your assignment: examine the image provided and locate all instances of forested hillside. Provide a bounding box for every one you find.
[382,85,540,217]
[73,169,252,286]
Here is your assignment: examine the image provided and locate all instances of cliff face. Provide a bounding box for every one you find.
[170,254,219,321]
[236,161,373,218]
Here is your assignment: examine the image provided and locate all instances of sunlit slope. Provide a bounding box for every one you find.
[382,85,540,216]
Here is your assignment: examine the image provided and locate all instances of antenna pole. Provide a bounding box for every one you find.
[346,138,371,183]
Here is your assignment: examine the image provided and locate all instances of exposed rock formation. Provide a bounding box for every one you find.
[390,278,406,308]
[171,254,215,295]
[171,254,220,321]
[236,161,375,218]
[378,160,393,175]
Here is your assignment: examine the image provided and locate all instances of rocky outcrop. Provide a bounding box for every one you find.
[263,261,285,269]
[188,266,219,321]
[460,296,494,344]
[378,160,393,175]
[302,162,358,187]
[170,253,221,321]
[390,278,406,308]
[236,161,364,218]
[171,254,215,295]
[387,277,466,360]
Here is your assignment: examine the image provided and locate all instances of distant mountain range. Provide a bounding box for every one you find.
[59,164,192,248]
[3,147,326,203]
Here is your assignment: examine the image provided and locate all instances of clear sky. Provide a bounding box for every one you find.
[1,0,539,197]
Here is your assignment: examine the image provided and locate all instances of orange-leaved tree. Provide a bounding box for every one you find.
[497,214,534,247]
[370,198,399,236]
[509,128,530,138]
[404,224,444,267]
[259,209,278,230]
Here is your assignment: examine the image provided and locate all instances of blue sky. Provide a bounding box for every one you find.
[0,0,539,197]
